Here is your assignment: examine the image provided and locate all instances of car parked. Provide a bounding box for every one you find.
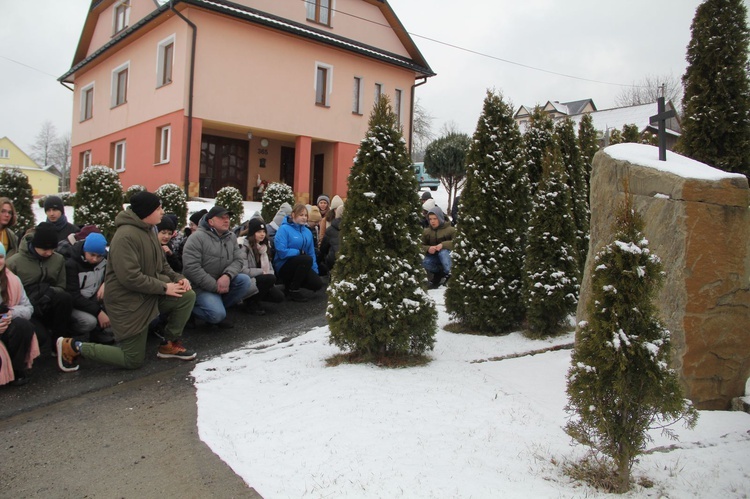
[413,162,439,191]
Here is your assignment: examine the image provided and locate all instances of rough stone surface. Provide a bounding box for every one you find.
[578,145,750,410]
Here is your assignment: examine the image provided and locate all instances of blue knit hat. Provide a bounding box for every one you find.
[0,242,5,257]
[83,233,107,256]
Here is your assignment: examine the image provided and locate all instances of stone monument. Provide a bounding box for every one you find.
[578,143,750,410]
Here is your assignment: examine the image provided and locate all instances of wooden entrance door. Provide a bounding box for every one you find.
[200,134,248,199]
[312,153,324,202]
[280,146,295,190]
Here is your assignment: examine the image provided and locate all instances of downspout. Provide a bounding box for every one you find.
[167,0,197,197]
[409,76,428,160]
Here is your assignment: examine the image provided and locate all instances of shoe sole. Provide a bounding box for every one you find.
[157,352,197,361]
[56,338,80,373]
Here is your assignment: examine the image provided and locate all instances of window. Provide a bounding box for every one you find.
[80,83,94,121]
[394,88,402,123]
[113,1,130,34]
[315,64,332,107]
[374,83,382,104]
[352,76,363,114]
[157,35,175,87]
[157,126,171,164]
[0,149,9,159]
[113,140,126,172]
[306,0,330,26]
[81,150,91,169]
[111,63,129,107]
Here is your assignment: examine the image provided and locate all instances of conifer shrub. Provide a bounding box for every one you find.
[444,90,530,334]
[0,168,35,235]
[577,113,598,200]
[522,144,579,338]
[524,106,556,196]
[123,184,146,203]
[214,186,244,227]
[156,183,188,229]
[74,165,124,240]
[261,182,295,223]
[327,95,437,360]
[565,196,697,493]
[556,118,590,275]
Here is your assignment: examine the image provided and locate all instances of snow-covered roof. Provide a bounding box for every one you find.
[566,102,680,136]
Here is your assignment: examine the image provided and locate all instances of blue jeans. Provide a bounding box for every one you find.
[422,249,451,275]
[192,274,251,324]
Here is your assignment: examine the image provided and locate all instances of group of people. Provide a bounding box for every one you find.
[0,192,348,385]
[0,187,451,385]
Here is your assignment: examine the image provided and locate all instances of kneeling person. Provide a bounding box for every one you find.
[57,192,197,372]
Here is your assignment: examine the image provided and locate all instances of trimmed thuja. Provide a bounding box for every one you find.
[327,95,436,359]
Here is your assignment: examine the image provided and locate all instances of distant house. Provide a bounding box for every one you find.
[0,137,61,195]
[565,101,681,150]
[515,99,681,150]
[59,0,434,203]
[514,99,597,126]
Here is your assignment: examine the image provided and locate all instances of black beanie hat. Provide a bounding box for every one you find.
[32,222,59,250]
[130,191,161,220]
[189,209,208,225]
[156,216,176,232]
[246,218,266,235]
[44,195,64,212]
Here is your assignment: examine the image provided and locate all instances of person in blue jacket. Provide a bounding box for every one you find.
[273,204,323,302]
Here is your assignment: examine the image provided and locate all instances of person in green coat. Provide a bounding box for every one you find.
[56,192,197,372]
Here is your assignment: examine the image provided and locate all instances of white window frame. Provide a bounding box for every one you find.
[113,140,126,172]
[374,82,383,104]
[113,1,130,35]
[111,62,130,108]
[156,34,175,88]
[82,150,91,169]
[394,88,403,124]
[80,83,94,122]
[352,76,363,115]
[314,62,333,107]
[0,149,9,159]
[158,125,171,164]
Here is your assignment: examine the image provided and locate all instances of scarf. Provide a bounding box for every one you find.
[257,243,273,275]
[48,213,70,232]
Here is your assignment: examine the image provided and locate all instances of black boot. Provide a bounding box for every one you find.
[429,271,444,290]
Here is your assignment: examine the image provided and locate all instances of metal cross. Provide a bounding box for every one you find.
[649,97,676,161]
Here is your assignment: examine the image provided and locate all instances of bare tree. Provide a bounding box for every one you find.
[52,132,72,192]
[615,74,683,112]
[29,120,57,167]
[411,98,435,161]
[439,120,462,136]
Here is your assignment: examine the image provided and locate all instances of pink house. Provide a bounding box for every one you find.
[60,0,434,203]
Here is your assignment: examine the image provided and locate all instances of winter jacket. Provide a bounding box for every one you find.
[319,217,342,271]
[273,215,318,274]
[240,237,275,278]
[0,228,19,259]
[421,206,455,253]
[65,240,106,317]
[103,208,184,341]
[48,215,80,243]
[7,233,67,307]
[182,219,245,294]
[0,268,34,320]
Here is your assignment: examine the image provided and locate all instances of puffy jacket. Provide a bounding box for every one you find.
[65,240,106,317]
[319,217,342,271]
[103,208,183,341]
[6,233,66,307]
[273,216,318,274]
[182,219,245,294]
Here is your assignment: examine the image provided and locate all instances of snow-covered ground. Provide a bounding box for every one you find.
[193,286,750,498]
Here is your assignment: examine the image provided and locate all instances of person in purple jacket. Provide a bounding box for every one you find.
[272,204,323,302]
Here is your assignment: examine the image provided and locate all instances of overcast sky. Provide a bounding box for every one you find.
[0,0,739,154]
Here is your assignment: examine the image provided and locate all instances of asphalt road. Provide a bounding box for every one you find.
[0,289,328,498]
